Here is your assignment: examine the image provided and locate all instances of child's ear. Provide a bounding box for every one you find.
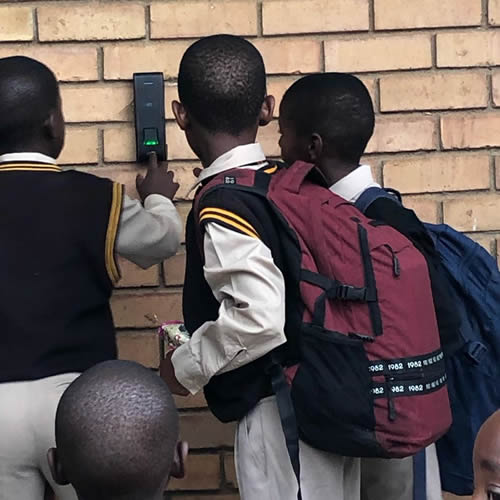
[308,133,323,163]
[259,95,275,127]
[47,448,70,486]
[43,108,61,141]
[170,441,189,479]
[172,101,189,131]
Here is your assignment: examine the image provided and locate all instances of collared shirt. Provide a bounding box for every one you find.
[0,152,182,269]
[329,164,380,202]
[172,143,287,395]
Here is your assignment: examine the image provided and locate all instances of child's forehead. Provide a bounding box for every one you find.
[475,416,500,465]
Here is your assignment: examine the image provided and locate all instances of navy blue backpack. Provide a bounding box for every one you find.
[356,187,500,496]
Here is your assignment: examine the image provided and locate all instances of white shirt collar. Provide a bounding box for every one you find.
[191,143,268,192]
[329,165,380,203]
[0,152,57,164]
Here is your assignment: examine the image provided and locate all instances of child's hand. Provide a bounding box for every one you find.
[160,350,190,396]
[136,151,180,202]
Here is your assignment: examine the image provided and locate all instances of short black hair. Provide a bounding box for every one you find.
[0,56,59,150]
[178,34,266,135]
[280,73,375,165]
[55,360,179,500]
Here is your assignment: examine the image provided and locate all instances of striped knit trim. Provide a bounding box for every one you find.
[199,207,260,239]
[0,162,61,173]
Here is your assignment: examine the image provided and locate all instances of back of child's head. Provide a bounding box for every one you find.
[279,73,374,166]
[177,34,267,135]
[0,56,63,155]
[51,360,180,500]
[473,410,500,499]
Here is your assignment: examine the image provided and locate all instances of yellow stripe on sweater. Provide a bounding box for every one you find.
[105,182,123,284]
[199,213,260,239]
[200,207,259,235]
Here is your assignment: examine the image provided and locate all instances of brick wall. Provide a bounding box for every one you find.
[1,0,497,497]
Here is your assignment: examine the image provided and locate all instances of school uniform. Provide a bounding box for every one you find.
[172,143,360,500]
[329,164,443,500]
[0,152,182,500]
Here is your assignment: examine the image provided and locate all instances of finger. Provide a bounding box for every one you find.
[136,174,144,190]
[147,151,158,170]
[193,167,202,178]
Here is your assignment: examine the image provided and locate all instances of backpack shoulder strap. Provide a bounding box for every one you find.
[355,186,401,213]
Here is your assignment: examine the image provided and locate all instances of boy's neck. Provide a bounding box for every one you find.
[198,129,258,169]
[316,158,358,187]
[0,141,55,158]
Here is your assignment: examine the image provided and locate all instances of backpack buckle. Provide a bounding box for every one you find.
[465,341,487,364]
[335,285,368,302]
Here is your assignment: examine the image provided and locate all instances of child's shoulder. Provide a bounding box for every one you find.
[60,169,116,189]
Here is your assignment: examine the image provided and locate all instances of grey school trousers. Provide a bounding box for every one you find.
[235,396,361,500]
[0,373,80,500]
[361,444,442,500]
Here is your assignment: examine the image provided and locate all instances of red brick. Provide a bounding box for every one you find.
[374,0,481,29]
[169,454,221,491]
[383,155,491,193]
[441,113,500,149]
[437,31,500,68]
[180,412,236,448]
[176,203,192,244]
[325,34,431,73]
[174,392,208,410]
[61,84,132,123]
[493,72,500,107]
[151,1,257,39]
[224,454,237,488]
[0,45,98,82]
[116,257,160,288]
[444,194,500,231]
[401,197,440,223]
[58,127,99,165]
[165,85,178,119]
[164,250,186,287]
[496,157,500,188]
[0,6,33,41]
[104,42,189,80]
[111,291,182,328]
[117,331,160,368]
[490,0,500,25]
[379,72,487,112]
[254,39,322,75]
[38,3,145,41]
[262,0,369,35]
[257,120,280,157]
[366,116,436,154]
[468,234,494,253]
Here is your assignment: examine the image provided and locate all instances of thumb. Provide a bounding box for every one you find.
[136,173,145,191]
[193,167,202,178]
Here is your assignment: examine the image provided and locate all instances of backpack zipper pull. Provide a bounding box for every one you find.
[384,245,401,277]
[392,254,400,277]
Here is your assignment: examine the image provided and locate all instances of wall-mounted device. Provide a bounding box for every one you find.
[133,72,166,162]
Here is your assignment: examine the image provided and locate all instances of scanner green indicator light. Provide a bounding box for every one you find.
[144,139,159,146]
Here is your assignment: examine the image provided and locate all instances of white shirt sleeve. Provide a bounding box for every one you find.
[171,222,287,395]
[116,194,183,269]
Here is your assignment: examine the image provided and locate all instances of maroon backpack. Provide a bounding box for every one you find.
[195,160,451,484]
